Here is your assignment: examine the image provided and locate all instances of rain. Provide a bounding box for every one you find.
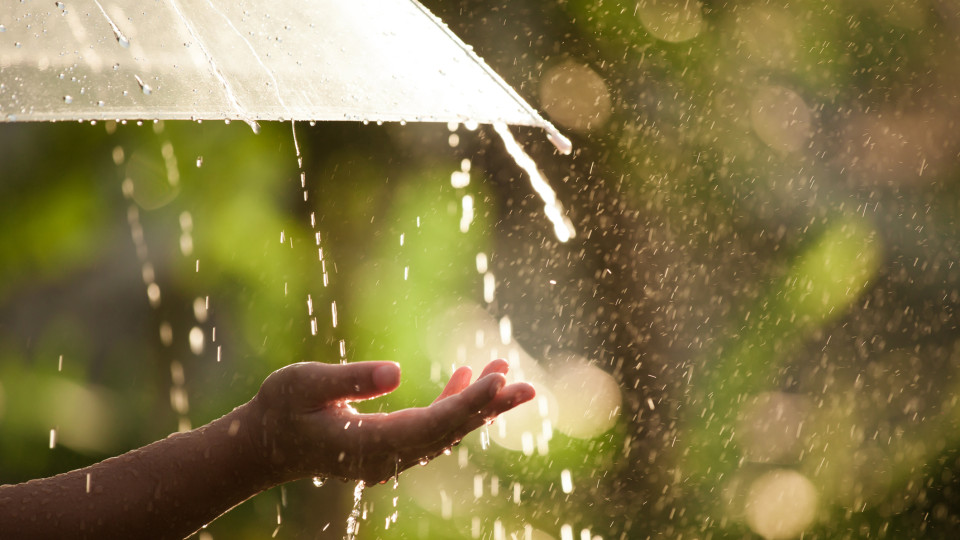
[3,0,960,539]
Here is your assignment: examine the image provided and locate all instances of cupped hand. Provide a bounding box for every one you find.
[248,359,535,484]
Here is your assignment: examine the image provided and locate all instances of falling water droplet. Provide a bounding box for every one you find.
[344,481,365,540]
[560,469,573,493]
[63,95,73,104]
[480,426,490,450]
[312,476,327,487]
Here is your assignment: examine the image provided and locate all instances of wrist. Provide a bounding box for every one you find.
[242,394,306,485]
[217,399,290,489]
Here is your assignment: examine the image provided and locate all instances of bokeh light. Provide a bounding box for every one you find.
[552,360,621,439]
[749,85,812,154]
[636,0,704,43]
[539,60,611,133]
[736,392,810,464]
[744,469,818,540]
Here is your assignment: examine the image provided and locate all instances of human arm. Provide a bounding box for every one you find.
[0,359,534,539]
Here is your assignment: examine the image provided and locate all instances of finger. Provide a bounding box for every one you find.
[290,361,401,407]
[434,366,473,403]
[379,372,506,444]
[481,381,536,417]
[437,381,537,447]
[346,378,535,482]
[478,358,510,379]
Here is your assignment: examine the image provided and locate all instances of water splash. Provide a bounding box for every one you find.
[344,481,365,540]
[492,123,576,242]
[385,462,399,529]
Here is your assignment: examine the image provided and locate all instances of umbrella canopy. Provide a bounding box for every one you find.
[0,0,568,150]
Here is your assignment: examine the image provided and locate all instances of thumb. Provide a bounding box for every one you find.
[289,361,401,406]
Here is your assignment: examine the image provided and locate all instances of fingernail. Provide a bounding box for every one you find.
[373,363,401,391]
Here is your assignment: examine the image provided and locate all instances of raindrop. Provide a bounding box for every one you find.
[63,95,73,104]
[134,75,152,95]
[480,426,490,449]
[474,474,484,498]
[188,326,204,355]
[476,252,488,273]
[93,0,131,47]
[459,194,474,232]
[146,282,161,306]
[483,272,495,303]
[560,469,573,493]
[449,170,470,189]
[195,156,203,168]
[311,476,327,487]
[192,297,207,323]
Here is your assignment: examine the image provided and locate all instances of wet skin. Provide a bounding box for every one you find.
[0,359,535,540]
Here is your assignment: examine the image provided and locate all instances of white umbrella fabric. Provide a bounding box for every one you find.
[0,0,569,151]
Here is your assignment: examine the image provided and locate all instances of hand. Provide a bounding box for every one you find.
[248,359,535,484]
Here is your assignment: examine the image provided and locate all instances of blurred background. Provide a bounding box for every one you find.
[3,0,960,538]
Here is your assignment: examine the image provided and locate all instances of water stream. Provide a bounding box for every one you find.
[492,123,576,243]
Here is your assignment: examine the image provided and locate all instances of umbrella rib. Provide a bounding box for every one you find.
[165,0,253,127]
[91,0,131,47]
[197,0,292,121]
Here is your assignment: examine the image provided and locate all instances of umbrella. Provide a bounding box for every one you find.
[0,0,570,153]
